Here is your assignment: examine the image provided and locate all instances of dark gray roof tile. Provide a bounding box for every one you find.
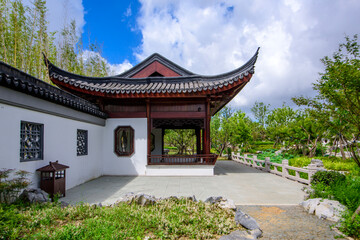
[45,49,259,95]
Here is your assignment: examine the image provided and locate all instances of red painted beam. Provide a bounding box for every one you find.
[151,111,205,119]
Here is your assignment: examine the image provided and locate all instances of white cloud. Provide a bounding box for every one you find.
[41,0,360,116]
[135,0,360,114]
[80,50,132,75]
[45,0,85,35]
[125,5,132,17]
[108,61,133,75]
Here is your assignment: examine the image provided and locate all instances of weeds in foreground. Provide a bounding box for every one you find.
[0,198,242,239]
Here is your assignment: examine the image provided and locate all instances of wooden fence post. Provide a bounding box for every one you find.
[282,160,289,178]
[265,157,270,172]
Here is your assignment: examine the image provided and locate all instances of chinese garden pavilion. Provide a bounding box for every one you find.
[44,49,259,170]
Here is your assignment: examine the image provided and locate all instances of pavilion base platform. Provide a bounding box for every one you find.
[145,165,214,176]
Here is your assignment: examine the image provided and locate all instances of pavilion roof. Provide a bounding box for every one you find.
[0,60,107,118]
[44,48,259,98]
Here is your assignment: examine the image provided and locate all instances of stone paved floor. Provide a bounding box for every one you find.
[239,205,344,240]
[62,161,305,205]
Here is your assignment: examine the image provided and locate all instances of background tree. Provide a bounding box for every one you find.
[210,107,233,156]
[0,0,110,83]
[164,129,196,155]
[294,35,360,168]
[251,101,270,140]
[266,104,297,147]
[228,110,252,152]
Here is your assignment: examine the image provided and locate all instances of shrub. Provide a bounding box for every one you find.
[0,169,31,203]
[309,174,360,239]
[339,210,360,239]
[311,170,346,186]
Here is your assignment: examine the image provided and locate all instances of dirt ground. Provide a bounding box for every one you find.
[238,205,346,240]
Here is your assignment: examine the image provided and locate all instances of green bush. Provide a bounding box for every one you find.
[339,210,360,238]
[311,171,346,186]
[0,169,30,203]
[309,174,360,239]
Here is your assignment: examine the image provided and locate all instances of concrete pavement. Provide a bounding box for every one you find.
[62,161,305,205]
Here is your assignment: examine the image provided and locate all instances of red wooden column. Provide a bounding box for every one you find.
[195,128,201,154]
[204,98,211,155]
[161,128,165,155]
[146,99,151,164]
[202,128,205,154]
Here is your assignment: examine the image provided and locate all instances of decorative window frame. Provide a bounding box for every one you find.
[77,129,88,156]
[114,126,134,157]
[20,121,44,162]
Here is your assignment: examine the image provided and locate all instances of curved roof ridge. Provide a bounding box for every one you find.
[198,47,260,80]
[116,53,196,77]
[44,48,259,84]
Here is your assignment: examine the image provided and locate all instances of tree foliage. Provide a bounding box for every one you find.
[294,35,360,167]
[0,0,110,83]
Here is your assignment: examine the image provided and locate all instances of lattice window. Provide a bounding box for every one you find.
[77,129,88,156]
[20,121,43,161]
[114,126,134,156]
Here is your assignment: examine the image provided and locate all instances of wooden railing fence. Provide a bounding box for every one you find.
[231,152,324,185]
[148,154,218,165]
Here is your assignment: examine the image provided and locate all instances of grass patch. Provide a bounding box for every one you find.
[289,156,360,176]
[0,198,243,239]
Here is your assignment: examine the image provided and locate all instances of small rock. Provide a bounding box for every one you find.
[275,150,282,155]
[219,229,261,240]
[132,194,157,206]
[250,229,262,239]
[117,193,157,206]
[205,196,236,210]
[182,195,197,202]
[300,198,346,222]
[60,201,69,208]
[19,188,50,203]
[311,159,324,168]
[205,196,223,204]
[235,209,261,230]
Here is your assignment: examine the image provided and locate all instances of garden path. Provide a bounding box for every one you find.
[62,161,305,206]
[240,205,342,239]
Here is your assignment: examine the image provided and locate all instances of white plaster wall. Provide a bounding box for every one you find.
[102,118,147,175]
[151,128,162,155]
[146,165,214,176]
[0,103,104,189]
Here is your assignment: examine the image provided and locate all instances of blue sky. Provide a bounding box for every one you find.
[45,0,360,114]
[81,0,141,65]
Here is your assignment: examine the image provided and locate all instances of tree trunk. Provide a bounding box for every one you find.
[352,204,360,220]
[308,137,319,158]
[339,136,346,160]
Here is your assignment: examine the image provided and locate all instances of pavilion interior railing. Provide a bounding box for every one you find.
[148,154,218,165]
